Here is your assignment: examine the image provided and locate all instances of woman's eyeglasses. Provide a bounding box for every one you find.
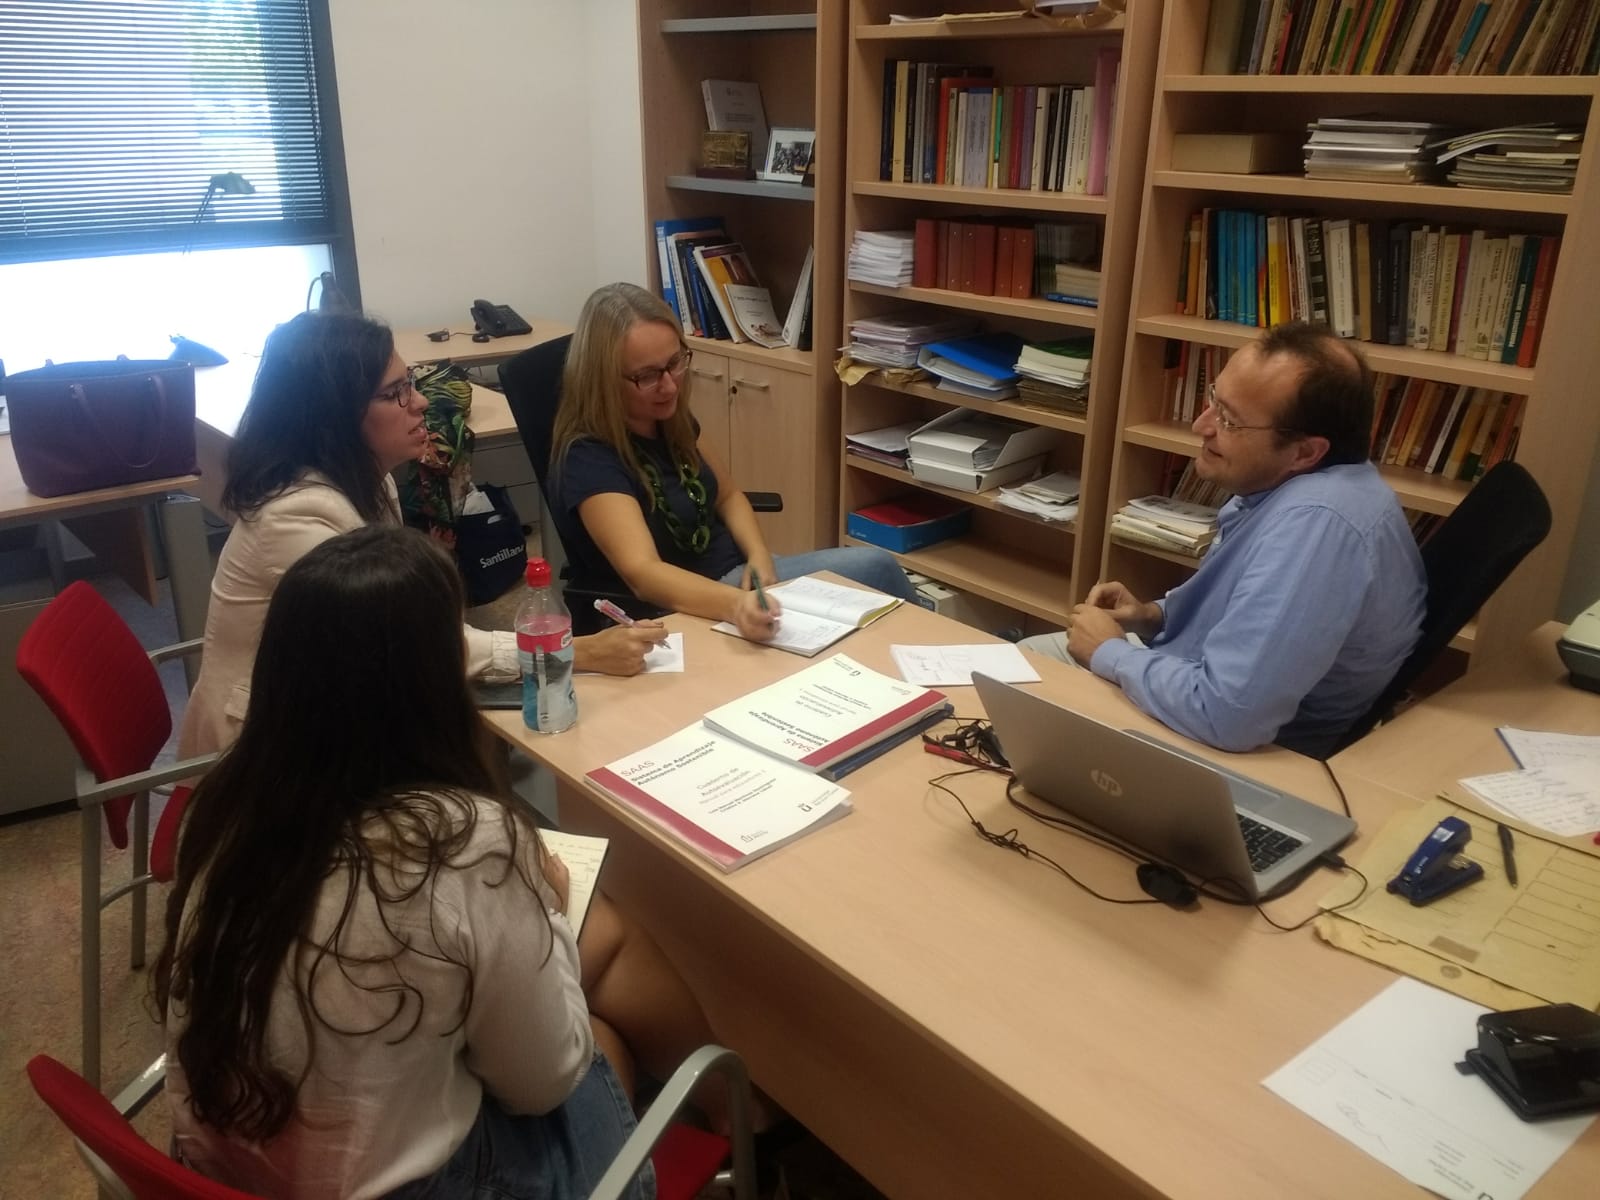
[623,349,693,392]
[372,368,421,407]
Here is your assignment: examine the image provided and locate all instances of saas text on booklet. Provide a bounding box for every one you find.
[703,653,950,777]
[585,726,852,872]
[711,575,903,656]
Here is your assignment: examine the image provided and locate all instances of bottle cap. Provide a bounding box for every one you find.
[525,557,551,587]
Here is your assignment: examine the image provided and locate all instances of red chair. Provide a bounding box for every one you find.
[15,580,215,1089]
[30,1045,756,1200]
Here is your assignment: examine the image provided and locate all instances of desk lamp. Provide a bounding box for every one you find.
[170,173,256,367]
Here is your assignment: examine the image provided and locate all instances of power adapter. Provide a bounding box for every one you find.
[1136,863,1198,909]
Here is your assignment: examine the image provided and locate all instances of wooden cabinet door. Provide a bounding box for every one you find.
[686,350,731,471]
[728,360,816,555]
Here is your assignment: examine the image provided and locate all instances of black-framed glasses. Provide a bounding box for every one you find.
[623,348,693,392]
[1205,384,1296,435]
[372,367,421,407]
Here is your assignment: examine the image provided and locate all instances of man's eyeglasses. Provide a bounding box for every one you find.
[372,368,421,407]
[623,349,693,392]
[1205,384,1295,435]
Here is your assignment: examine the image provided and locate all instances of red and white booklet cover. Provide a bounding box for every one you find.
[585,726,851,873]
[703,653,948,775]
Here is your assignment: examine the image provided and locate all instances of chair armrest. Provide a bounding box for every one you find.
[147,638,205,666]
[743,491,783,513]
[75,754,219,807]
[589,1044,757,1200]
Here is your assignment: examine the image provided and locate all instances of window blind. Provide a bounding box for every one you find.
[0,0,338,263]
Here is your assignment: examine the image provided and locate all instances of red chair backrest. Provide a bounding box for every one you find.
[26,1055,262,1199]
[651,1122,733,1200]
[15,581,174,849]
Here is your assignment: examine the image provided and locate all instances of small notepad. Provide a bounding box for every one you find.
[537,829,608,934]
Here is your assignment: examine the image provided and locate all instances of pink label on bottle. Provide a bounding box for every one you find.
[517,629,571,654]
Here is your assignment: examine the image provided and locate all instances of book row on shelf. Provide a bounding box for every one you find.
[879,49,1121,194]
[1164,342,1524,482]
[908,217,1102,304]
[1204,0,1600,78]
[652,215,814,350]
[1176,208,1560,365]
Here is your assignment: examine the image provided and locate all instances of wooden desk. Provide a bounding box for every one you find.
[484,603,1600,1200]
[391,320,571,369]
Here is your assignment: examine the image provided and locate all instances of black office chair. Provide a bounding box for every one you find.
[497,335,781,636]
[1329,461,1552,755]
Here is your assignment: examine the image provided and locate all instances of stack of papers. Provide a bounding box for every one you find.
[1013,337,1092,413]
[996,470,1081,522]
[1435,124,1583,194]
[847,229,916,287]
[1110,495,1219,557]
[845,421,922,467]
[1456,727,1600,838]
[846,309,978,369]
[1051,263,1101,305]
[1303,117,1455,184]
[890,643,1040,687]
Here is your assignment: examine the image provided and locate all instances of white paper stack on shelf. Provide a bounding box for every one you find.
[1303,117,1454,184]
[845,421,922,468]
[916,346,1018,400]
[1052,263,1101,304]
[847,229,916,287]
[1434,124,1583,194]
[1013,337,1092,414]
[996,470,1081,522]
[846,310,979,369]
[1110,495,1220,557]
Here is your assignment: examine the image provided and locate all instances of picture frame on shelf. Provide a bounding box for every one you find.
[758,127,816,183]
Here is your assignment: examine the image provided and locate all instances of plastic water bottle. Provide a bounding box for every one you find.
[514,558,577,734]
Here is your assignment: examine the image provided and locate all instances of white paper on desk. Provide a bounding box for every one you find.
[1264,978,1593,1200]
[1499,727,1600,770]
[889,643,1041,687]
[642,632,684,674]
[1458,763,1600,837]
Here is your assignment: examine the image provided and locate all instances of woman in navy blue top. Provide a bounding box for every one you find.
[551,283,917,641]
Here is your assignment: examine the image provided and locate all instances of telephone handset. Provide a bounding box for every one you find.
[470,299,532,338]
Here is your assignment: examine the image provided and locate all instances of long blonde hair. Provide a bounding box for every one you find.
[551,282,701,491]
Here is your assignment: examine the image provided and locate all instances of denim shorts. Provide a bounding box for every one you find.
[384,1053,655,1200]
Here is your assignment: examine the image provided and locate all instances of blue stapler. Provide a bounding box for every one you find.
[1387,816,1484,906]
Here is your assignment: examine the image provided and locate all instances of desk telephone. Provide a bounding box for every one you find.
[470,299,532,339]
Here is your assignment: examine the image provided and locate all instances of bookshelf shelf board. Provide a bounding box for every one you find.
[1123,421,1199,456]
[1148,171,1575,217]
[852,180,1109,215]
[661,15,818,34]
[1163,75,1599,97]
[845,457,1079,531]
[851,281,1099,327]
[1133,315,1539,391]
[842,533,1072,624]
[1108,532,1204,569]
[855,15,1124,41]
[685,334,815,374]
[665,175,818,202]
[862,372,1090,435]
[1377,465,1472,516]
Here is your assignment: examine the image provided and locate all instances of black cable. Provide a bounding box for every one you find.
[1321,758,1352,819]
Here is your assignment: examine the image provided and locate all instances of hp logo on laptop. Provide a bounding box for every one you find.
[1090,769,1123,797]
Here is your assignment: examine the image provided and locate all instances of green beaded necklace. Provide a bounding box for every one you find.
[640,457,712,554]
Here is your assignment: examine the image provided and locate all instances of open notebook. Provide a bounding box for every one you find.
[712,575,903,656]
[536,829,607,935]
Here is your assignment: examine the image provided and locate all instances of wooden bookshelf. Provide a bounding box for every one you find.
[838,0,1161,628]
[639,1,845,555]
[1104,2,1600,664]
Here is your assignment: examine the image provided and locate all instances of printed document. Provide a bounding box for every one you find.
[1265,978,1593,1200]
[536,829,607,935]
[1458,764,1600,838]
[1498,727,1600,769]
[890,643,1041,687]
[712,575,902,656]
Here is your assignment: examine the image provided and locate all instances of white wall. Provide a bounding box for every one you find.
[327,0,647,331]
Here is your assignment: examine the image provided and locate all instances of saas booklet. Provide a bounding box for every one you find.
[712,574,905,657]
[585,725,852,872]
[702,653,951,779]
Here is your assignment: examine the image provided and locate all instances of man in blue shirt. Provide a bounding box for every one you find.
[1024,323,1426,758]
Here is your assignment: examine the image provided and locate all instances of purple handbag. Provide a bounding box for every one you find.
[6,359,198,497]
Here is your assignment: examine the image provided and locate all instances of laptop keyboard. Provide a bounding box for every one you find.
[1237,813,1305,873]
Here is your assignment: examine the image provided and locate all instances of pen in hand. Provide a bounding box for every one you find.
[592,598,668,645]
[1497,822,1518,888]
[749,567,779,628]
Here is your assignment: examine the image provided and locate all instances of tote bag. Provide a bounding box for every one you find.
[7,359,198,497]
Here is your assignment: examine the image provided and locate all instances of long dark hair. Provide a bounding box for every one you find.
[222,311,397,522]
[155,526,545,1140]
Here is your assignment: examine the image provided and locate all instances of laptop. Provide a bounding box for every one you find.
[973,675,1355,900]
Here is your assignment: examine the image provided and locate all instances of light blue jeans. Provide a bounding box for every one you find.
[383,1053,654,1200]
[718,545,921,603]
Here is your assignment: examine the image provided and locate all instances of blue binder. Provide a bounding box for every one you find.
[921,333,1024,382]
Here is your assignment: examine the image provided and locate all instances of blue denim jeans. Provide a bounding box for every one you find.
[718,545,921,603]
[384,1053,654,1200]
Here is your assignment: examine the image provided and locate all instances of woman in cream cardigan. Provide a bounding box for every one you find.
[177,311,664,760]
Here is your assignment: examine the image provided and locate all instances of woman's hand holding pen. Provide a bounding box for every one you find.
[731,581,781,642]
[574,622,668,675]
